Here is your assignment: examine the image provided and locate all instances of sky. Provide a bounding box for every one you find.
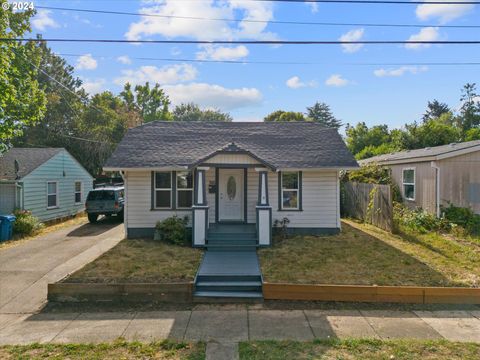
[27,0,479,131]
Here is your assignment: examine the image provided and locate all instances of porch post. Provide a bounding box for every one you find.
[256,168,272,246]
[192,167,209,247]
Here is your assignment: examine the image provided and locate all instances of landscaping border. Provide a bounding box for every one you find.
[263,283,480,304]
[48,282,193,303]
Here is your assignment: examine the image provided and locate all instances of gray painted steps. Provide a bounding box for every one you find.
[194,291,263,298]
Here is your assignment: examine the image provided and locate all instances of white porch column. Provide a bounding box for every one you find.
[192,167,209,247]
[256,168,272,246]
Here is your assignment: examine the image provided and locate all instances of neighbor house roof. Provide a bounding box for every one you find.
[104,121,358,171]
[360,140,480,166]
[0,148,63,181]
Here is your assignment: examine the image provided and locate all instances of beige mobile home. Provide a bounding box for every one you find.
[361,140,480,216]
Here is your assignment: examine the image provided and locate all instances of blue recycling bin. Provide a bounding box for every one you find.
[0,215,16,241]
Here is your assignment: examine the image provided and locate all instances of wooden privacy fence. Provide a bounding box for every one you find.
[342,182,393,232]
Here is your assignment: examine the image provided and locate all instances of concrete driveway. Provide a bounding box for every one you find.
[0,218,124,315]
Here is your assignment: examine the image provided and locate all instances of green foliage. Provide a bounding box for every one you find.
[342,163,392,185]
[155,216,189,245]
[173,102,232,122]
[458,83,480,133]
[422,99,451,122]
[12,209,44,236]
[393,203,451,234]
[306,102,342,128]
[345,122,392,156]
[0,6,47,151]
[120,82,172,123]
[398,119,461,150]
[464,127,480,141]
[264,110,306,122]
[442,204,480,235]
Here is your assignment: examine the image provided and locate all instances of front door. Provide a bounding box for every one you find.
[219,169,244,221]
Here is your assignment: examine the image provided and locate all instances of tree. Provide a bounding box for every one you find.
[465,128,480,141]
[0,5,46,152]
[457,83,480,133]
[172,103,232,122]
[306,102,342,129]
[264,110,306,122]
[120,82,172,124]
[345,122,391,155]
[422,100,451,122]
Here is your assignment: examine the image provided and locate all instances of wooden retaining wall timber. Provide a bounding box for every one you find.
[48,283,193,303]
[263,283,480,304]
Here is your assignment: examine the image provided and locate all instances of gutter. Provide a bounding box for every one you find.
[431,161,441,218]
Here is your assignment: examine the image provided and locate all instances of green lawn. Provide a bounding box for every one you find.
[66,239,203,284]
[259,220,480,287]
[0,340,205,360]
[239,339,480,360]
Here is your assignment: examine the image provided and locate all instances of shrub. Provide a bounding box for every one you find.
[12,209,44,236]
[442,204,480,236]
[393,203,451,234]
[155,215,189,245]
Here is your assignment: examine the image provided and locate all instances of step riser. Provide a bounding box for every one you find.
[208,248,257,252]
[207,236,257,242]
[207,241,257,246]
[196,285,262,292]
[207,233,256,237]
[197,275,261,282]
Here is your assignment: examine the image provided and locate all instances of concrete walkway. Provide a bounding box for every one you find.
[1,306,479,345]
[0,219,124,315]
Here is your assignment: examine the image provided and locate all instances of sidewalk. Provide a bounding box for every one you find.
[1,306,480,345]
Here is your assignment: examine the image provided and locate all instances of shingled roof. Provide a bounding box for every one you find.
[361,140,480,165]
[104,121,358,170]
[0,148,63,180]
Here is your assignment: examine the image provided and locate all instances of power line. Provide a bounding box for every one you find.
[37,0,480,4]
[4,38,480,45]
[57,53,480,66]
[36,6,480,29]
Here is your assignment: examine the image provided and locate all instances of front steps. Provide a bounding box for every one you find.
[194,227,263,301]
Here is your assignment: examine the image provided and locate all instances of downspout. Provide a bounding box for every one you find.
[120,171,128,236]
[431,161,440,218]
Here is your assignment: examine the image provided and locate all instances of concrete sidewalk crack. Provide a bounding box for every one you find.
[302,310,315,338]
[183,310,193,341]
[50,312,81,343]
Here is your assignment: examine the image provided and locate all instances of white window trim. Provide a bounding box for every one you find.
[47,180,59,209]
[154,171,173,209]
[281,171,300,210]
[74,180,83,205]
[402,167,416,201]
[176,171,194,209]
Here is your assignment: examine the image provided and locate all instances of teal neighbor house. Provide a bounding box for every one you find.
[0,148,93,221]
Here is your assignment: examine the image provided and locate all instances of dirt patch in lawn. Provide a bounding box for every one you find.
[0,340,205,360]
[259,221,479,287]
[65,239,203,284]
[239,339,480,360]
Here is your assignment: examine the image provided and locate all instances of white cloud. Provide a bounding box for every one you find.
[405,27,440,50]
[325,74,350,87]
[374,66,429,77]
[76,54,98,70]
[416,0,474,24]
[125,0,275,41]
[117,55,132,65]
[286,76,317,89]
[307,2,319,13]
[82,78,106,95]
[196,45,249,60]
[339,28,365,53]
[114,64,198,86]
[164,83,262,111]
[32,10,59,31]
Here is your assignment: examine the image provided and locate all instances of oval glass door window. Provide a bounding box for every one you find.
[227,176,236,200]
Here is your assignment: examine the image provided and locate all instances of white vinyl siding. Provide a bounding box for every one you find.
[125,171,191,229]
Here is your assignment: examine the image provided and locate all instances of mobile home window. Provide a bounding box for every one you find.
[177,171,193,208]
[402,169,415,201]
[154,172,172,208]
[74,181,82,204]
[281,172,299,210]
[47,181,58,208]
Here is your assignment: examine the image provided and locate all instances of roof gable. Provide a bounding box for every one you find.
[104,121,359,170]
[0,148,63,181]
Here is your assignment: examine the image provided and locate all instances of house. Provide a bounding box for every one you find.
[360,140,480,216]
[104,121,358,246]
[0,148,94,221]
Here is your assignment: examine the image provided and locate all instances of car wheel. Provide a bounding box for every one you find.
[88,214,98,223]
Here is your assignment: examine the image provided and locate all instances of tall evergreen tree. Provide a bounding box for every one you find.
[306,102,342,129]
[422,99,451,122]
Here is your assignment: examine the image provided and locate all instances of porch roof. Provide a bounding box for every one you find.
[105,121,358,171]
